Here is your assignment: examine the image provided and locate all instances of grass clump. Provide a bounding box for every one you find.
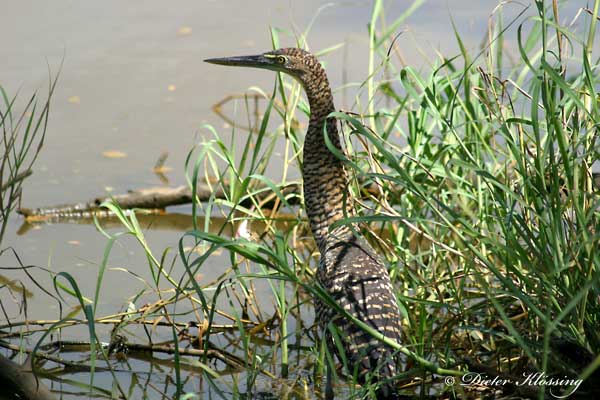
[0,76,57,244]
[182,1,600,398]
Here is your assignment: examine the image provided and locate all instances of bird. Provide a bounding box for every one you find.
[205,48,403,399]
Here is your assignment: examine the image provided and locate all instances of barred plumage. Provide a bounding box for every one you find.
[206,48,402,399]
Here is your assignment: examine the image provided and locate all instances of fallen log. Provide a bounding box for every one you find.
[18,181,303,221]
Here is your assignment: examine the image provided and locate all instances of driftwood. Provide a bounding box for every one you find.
[0,353,56,400]
[17,172,600,222]
[18,181,304,221]
[19,185,209,219]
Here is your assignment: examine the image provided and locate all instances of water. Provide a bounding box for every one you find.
[0,1,592,398]
[0,0,503,318]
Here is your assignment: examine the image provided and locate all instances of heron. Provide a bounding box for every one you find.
[205,48,402,399]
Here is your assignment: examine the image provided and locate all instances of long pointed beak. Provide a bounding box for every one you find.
[204,54,272,69]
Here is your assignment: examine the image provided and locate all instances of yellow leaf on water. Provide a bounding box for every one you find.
[67,96,80,104]
[153,166,173,173]
[167,84,176,92]
[102,150,127,159]
[177,26,192,36]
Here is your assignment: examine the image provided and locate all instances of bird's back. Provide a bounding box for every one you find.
[316,230,402,396]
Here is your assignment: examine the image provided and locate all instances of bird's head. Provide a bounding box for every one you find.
[205,48,325,88]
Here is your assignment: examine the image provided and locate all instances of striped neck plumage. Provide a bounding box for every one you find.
[203,48,355,251]
[298,64,354,251]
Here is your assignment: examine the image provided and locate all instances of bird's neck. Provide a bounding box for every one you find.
[301,75,353,251]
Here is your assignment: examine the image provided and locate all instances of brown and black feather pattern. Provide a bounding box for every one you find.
[274,48,403,397]
[207,47,403,398]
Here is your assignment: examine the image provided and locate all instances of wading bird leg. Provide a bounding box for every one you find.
[326,361,334,400]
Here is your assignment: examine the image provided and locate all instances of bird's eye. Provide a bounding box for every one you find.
[276,56,286,64]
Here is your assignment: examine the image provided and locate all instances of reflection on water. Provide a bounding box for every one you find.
[17,211,298,237]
